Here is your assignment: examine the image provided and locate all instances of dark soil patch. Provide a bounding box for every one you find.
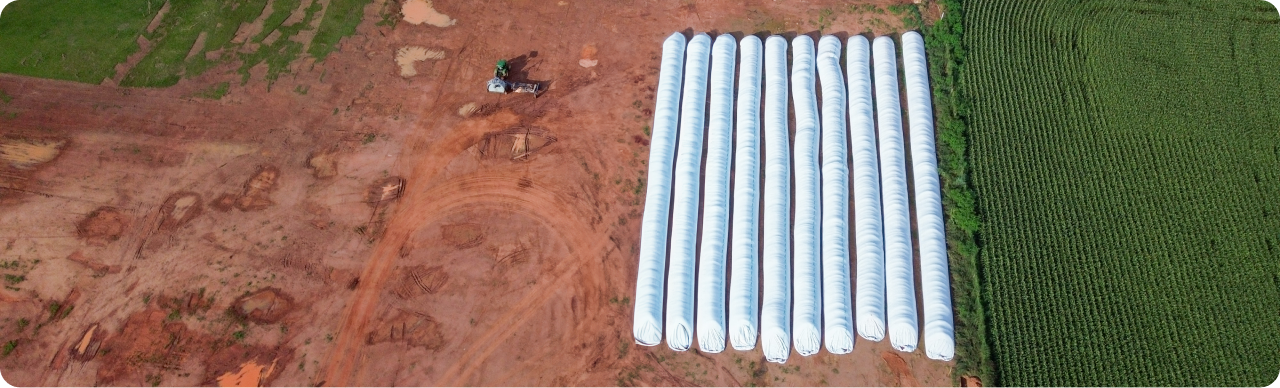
[96,309,208,385]
[76,206,128,245]
[441,223,485,249]
[366,310,445,350]
[230,287,294,324]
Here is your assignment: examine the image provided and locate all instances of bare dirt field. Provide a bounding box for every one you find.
[0,0,953,386]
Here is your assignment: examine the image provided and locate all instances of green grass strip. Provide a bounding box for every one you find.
[0,0,156,83]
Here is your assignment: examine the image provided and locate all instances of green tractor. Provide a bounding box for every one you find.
[487,59,539,97]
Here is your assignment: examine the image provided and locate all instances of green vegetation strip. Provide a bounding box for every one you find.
[309,0,373,61]
[123,0,258,86]
[0,0,372,87]
[923,1,995,385]
[963,0,1280,385]
[0,0,156,83]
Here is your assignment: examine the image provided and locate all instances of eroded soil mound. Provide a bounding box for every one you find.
[211,165,280,212]
[366,310,445,350]
[441,223,484,249]
[306,151,338,179]
[158,192,202,230]
[231,287,294,323]
[391,265,448,299]
[76,207,128,245]
[96,309,206,385]
[236,165,279,211]
[367,176,405,204]
[476,127,557,161]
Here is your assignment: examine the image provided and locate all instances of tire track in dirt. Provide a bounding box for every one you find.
[321,110,607,386]
[356,174,609,385]
[319,112,509,386]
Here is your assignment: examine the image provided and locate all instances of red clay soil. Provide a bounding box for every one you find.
[0,0,953,386]
[882,350,923,387]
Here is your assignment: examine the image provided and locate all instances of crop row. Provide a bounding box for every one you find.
[963,0,1280,385]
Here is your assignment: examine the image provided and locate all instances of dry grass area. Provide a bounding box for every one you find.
[0,0,952,386]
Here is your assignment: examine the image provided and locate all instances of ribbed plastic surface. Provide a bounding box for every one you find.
[902,31,955,361]
[728,35,764,351]
[695,34,738,354]
[665,33,712,352]
[816,35,854,355]
[847,35,887,343]
[790,35,823,358]
[633,32,686,347]
[760,35,792,364]
[873,36,919,353]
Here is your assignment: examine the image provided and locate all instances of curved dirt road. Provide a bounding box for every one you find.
[320,109,610,386]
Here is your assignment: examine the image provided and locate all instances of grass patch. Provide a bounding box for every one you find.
[0,0,157,83]
[252,0,302,43]
[3,274,23,285]
[194,81,230,99]
[1,0,373,87]
[308,0,373,61]
[887,3,924,30]
[1,340,16,357]
[122,0,269,87]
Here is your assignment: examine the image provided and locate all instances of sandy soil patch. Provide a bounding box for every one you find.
[402,0,455,27]
[72,324,103,361]
[367,176,406,204]
[579,44,598,68]
[216,359,278,387]
[395,46,445,77]
[0,137,66,170]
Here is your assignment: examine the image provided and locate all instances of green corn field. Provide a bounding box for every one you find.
[962,0,1280,385]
